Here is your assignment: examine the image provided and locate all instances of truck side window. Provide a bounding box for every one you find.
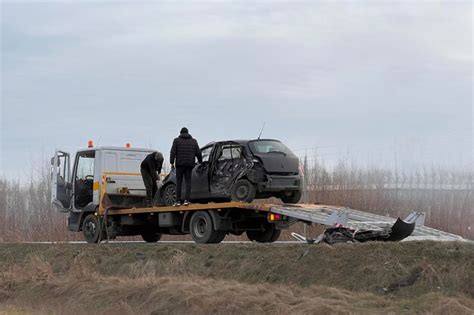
[56,153,70,183]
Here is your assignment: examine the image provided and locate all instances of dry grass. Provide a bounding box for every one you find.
[0,242,473,314]
[3,273,473,315]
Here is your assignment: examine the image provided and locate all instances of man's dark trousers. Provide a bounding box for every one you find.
[176,166,193,202]
[141,168,157,203]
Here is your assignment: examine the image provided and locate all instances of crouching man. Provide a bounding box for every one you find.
[141,151,164,207]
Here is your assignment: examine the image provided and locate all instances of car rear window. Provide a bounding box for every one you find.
[249,140,294,156]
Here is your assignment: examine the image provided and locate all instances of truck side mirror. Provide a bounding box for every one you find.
[51,157,60,166]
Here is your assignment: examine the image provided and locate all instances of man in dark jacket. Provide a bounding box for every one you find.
[170,127,202,206]
[141,151,164,207]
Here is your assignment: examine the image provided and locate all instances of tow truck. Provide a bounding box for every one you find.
[51,142,463,244]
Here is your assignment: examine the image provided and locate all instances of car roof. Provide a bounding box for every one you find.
[204,139,281,147]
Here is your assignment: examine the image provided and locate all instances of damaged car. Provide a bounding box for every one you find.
[159,139,302,205]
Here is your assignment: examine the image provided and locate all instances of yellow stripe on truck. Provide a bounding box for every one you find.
[93,181,100,191]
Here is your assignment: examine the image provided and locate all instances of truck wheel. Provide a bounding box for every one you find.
[280,190,302,204]
[231,179,256,203]
[268,229,281,242]
[82,214,103,243]
[247,223,281,243]
[210,231,226,244]
[162,183,177,206]
[141,231,162,243]
[190,211,221,244]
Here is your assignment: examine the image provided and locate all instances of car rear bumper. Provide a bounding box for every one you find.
[257,175,301,192]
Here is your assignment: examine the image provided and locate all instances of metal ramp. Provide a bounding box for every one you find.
[269,204,464,242]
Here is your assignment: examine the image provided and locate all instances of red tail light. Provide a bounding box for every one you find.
[268,213,282,222]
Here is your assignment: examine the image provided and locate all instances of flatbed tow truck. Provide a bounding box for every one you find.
[51,144,464,244]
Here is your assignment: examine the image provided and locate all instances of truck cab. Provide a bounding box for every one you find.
[50,144,155,232]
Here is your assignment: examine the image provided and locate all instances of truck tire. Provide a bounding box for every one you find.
[141,231,162,243]
[209,231,226,244]
[190,211,221,244]
[247,223,281,243]
[162,183,177,206]
[82,214,104,243]
[230,179,256,203]
[280,190,302,204]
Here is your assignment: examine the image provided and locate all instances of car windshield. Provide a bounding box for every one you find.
[249,140,294,156]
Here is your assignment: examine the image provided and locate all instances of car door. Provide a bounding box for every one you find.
[208,142,247,196]
[189,145,213,199]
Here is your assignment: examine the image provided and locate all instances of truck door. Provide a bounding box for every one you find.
[73,151,95,209]
[50,150,72,212]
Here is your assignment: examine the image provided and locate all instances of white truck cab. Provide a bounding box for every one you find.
[50,143,155,232]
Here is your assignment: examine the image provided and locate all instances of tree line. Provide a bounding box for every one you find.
[0,159,472,241]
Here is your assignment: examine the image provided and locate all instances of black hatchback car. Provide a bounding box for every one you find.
[159,139,302,205]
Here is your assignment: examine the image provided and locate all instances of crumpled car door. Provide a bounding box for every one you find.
[208,142,253,196]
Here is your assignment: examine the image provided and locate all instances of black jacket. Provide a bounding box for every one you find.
[141,152,164,181]
[170,133,202,167]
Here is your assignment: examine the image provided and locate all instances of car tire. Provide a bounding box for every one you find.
[280,190,302,204]
[162,183,177,206]
[82,214,104,243]
[141,231,162,243]
[230,179,256,203]
[246,223,281,243]
[190,211,221,244]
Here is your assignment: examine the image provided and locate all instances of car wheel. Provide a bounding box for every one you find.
[246,223,281,243]
[141,230,162,243]
[82,214,104,243]
[280,190,302,204]
[162,183,177,206]
[230,179,256,203]
[190,211,221,244]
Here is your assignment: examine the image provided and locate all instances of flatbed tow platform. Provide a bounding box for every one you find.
[100,200,464,243]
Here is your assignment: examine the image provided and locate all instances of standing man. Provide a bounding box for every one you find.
[141,151,164,207]
[170,127,202,206]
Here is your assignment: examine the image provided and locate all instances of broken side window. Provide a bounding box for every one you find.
[219,146,242,160]
[201,147,212,162]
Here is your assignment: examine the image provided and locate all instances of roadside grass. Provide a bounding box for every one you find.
[0,242,473,314]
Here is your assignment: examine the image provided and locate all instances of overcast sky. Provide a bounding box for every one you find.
[1,1,472,180]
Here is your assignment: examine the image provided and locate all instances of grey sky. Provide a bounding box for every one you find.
[1,1,472,180]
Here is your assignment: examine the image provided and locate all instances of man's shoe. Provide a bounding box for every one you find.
[173,201,181,207]
[183,200,190,206]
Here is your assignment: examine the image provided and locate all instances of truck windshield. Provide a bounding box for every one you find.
[249,140,294,156]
